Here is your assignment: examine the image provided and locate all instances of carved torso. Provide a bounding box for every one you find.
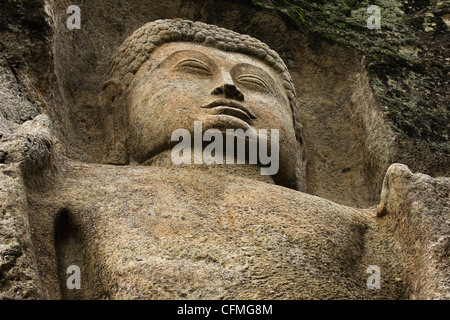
[31,161,396,300]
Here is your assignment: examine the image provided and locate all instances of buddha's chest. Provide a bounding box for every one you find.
[54,167,368,299]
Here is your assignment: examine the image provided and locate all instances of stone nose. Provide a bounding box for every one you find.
[211,83,245,101]
[211,72,245,101]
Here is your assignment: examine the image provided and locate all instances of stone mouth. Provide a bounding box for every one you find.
[201,100,256,122]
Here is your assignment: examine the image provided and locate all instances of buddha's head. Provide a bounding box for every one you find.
[101,19,305,189]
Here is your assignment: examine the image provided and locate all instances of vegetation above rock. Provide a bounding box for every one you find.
[248,0,449,146]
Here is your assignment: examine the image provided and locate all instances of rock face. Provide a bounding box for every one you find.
[24,161,425,299]
[376,164,450,300]
[0,0,448,300]
[33,162,374,299]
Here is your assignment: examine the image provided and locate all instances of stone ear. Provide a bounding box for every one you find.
[292,109,307,192]
[98,79,129,165]
[99,78,123,108]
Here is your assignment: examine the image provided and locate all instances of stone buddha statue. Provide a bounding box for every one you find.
[100,19,306,190]
[24,20,447,300]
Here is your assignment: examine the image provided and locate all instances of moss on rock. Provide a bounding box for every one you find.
[247,0,449,145]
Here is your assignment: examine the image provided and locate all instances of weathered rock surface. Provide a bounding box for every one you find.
[8,159,446,300]
[376,164,450,299]
[24,159,446,300]
[1,0,448,207]
[0,0,448,300]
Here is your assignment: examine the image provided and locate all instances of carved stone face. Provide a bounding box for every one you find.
[127,42,298,183]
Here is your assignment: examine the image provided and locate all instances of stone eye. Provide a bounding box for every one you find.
[176,59,212,75]
[238,74,271,92]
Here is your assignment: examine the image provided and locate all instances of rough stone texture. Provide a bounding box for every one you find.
[25,161,388,299]
[47,0,394,207]
[0,111,52,299]
[376,164,450,299]
[21,160,449,300]
[0,1,447,205]
[0,22,52,298]
[38,0,447,208]
[0,163,42,300]
[253,0,449,171]
[0,0,448,300]
[0,55,39,125]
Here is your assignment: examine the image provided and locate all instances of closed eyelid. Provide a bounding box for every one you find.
[238,74,268,85]
[175,59,213,72]
[238,74,274,94]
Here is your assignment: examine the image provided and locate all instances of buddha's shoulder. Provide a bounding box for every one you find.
[54,162,366,221]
